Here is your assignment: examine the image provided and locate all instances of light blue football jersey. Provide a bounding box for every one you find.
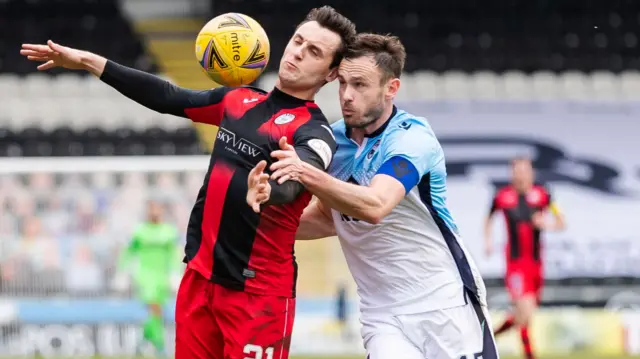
[329,107,486,314]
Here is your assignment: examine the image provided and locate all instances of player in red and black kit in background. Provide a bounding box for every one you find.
[21,7,356,359]
[484,157,565,359]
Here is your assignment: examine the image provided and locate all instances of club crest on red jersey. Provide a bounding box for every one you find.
[274,113,295,125]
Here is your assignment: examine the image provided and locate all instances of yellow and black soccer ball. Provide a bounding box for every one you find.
[195,13,270,86]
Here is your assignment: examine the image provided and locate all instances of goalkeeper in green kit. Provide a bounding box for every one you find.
[117,199,182,357]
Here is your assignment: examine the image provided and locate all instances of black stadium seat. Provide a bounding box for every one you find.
[0,127,204,156]
[0,0,158,75]
[211,0,640,73]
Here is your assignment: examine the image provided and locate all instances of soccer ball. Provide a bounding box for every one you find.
[195,13,270,87]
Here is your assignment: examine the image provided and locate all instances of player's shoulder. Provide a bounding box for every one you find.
[133,222,148,235]
[532,182,552,194]
[330,119,347,138]
[304,102,331,124]
[161,222,179,232]
[381,108,439,150]
[496,184,515,194]
[331,118,345,130]
[231,85,268,95]
[218,86,268,102]
[386,108,436,138]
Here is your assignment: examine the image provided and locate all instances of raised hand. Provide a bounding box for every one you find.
[270,137,303,184]
[20,40,87,71]
[247,160,272,213]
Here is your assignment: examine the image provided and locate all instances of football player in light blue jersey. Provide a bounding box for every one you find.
[247,33,498,359]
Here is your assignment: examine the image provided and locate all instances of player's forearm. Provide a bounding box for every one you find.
[299,163,384,224]
[484,220,493,245]
[265,180,305,205]
[550,215,566,231]
[483,216,493,238]
[79,51,107,77]
[296,201,336,240]
[266,154,325,206]
[99,60,192,117]
[296,218,335,240]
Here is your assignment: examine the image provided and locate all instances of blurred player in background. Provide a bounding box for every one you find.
[21,6,354,359]
[248,33,497,359]
[118,199,181,357]
[485,157,565,359]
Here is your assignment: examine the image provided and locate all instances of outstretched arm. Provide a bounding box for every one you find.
[533,201,566,232]
[248,108,337,207]
[296,198,336,240]
[547,203,566,231]
[21,40,230,126]
[284,161,406,224]
[270,119,437,224]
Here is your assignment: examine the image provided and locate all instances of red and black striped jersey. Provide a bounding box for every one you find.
[101,60,337,297]
[489,184,552,262]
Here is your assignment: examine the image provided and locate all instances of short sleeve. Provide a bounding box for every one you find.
[540,185,556,211]
[293,107,338,170]
[376,118,441,193]
[380,119,441,176]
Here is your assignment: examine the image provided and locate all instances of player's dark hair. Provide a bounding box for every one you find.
[299,6,357,68]
[345,33,406,83]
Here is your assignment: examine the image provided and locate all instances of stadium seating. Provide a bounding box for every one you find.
[0,0,158,74]
[212,0,640,73]
[1,70,640,156]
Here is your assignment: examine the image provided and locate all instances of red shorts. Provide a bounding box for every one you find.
[505,261,543,301]
[175,268,295,359]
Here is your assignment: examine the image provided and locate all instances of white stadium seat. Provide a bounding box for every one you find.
[408,71,441,101]
[0,73,21,99]
[0,70,636,131]
[591,71,620,101]
[620,71,640,101]
[560,71,592,101]
[531,71,561,100]
[471,71,501,100]
[51,73,86,97]
[441,70,470,100]
[502,71,531,100]
[20,73,51,99]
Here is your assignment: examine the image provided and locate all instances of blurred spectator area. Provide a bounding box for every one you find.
[0,168,344,298]
[0,170,203,296]
[0,0,158,74]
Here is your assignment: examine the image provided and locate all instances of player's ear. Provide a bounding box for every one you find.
[386,78,400,100]
[325,67,338,83]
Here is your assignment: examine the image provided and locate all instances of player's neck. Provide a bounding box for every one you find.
[274,81,316,101]
[350,103,395,145]
[514,183,532,193]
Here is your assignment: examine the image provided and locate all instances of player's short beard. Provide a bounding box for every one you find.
[349,104,384,129]
[346,92,386,129]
